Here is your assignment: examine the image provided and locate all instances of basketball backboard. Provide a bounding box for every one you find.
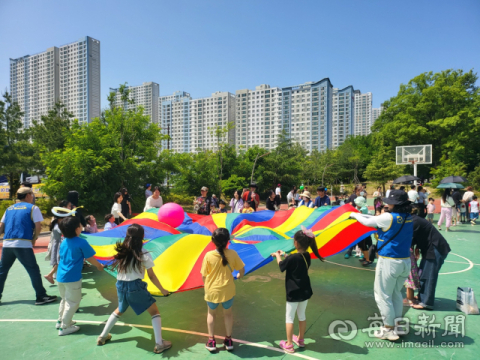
[396,145,432,165]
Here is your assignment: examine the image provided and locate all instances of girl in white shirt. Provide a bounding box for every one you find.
[438,189,455,231]
[112,192,127,225]
[97,224,171,354]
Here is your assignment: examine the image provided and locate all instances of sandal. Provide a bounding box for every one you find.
[292,335,305,348]
[362,260,373,266]
[279,340,295,353]
[403,299,418,307]
[412,304,432,310]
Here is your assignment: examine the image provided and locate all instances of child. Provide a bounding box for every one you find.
[354,197,373,266]
[57,216,104,335]
[241,201,254,214]
[403,246,421,306]
[85,215,98,233]
[211,200,228,214]
[104,214,117,231]
[460,202,467,223]
[44,200,71,284]
[97,224,171,353]
[271,227,324,354]
[201,228,245,352]
[426,198,435,224]
[470,196,479,225]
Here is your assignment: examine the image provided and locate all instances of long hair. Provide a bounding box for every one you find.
[67,191,79,207]
[114,192,122,203]
[212,228,230,266]
[442,189,451,203]
[111,224,146,273]
[294,230,324,262]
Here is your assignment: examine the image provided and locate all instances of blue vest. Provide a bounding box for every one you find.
[377,212,413,259]
[3,202,35,242]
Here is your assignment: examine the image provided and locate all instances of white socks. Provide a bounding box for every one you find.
[151,314,163,345]
[100,312,120,338]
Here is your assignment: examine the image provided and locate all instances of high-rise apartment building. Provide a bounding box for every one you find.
[372,105,383,126]
[9,36,100,127]
[281,79,334,152]
[160,91,235,153]
[110,82,159,123]
[332,86,355,148]
[354,90,372,136]
[235,84,283,151]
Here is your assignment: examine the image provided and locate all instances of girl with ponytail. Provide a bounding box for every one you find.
[201,228,245,352]
[97,224,172,354]
[271,227,324,354]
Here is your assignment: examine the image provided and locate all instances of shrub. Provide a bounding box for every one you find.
[165,193,194,205]
[0,200,15,217]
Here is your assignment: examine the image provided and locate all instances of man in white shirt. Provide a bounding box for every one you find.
[407,185,419,203]
[386,185,395,199]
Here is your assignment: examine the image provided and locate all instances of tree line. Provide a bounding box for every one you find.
[1,69,479,213]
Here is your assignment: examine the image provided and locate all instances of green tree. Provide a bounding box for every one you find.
[29,101,73,172]
[372,69,480,174]
[42,97,166,212]
[430,156,468,188]
[260,132,306,195]
[0,91,35,198]
[364,142,405,194]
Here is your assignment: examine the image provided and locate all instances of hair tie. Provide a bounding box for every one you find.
[301,225,315,239]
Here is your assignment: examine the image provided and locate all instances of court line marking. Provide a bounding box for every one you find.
[324,253,474,275]
[0,319,320,360]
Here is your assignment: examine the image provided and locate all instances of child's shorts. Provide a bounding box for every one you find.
[470,212,479,220]
[116,279,156,315]
[427,213,434,220]
[206,297,234,310]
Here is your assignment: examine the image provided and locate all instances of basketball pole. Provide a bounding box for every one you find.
[412,160,417,186]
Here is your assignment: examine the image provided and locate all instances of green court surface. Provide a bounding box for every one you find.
[1,217,479,359]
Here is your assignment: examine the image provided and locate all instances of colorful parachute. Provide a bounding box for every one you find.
[82,204,376,296]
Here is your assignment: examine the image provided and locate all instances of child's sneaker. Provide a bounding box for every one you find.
[279,340,295,353]
[97,333,112,345]
[344,253,350,259]
[292,335,305,347]
[153,340,172,354]
[58,325,80,336]
[223,337,234,351]
[205,338,217,352]
[56,320,76,329]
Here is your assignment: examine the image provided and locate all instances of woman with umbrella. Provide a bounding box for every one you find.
[349,190,413,341]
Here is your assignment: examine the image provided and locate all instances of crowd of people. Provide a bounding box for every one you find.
[0,181,477,354]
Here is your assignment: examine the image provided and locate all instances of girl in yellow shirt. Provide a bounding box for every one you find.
[201,228,245,352]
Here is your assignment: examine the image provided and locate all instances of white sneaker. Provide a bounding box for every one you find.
[58,325,80,336]
[56,321,76,329]
[374,327,399,341]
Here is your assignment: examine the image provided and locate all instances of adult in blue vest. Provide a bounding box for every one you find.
[350,190,413,341]
[0,187,57,305]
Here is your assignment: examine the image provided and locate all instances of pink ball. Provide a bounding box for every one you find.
[157,202,185,228]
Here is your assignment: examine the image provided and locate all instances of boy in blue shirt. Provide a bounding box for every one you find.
[57,216,104,335]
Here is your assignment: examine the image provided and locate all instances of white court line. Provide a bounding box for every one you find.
[324,252,474,275]
[445,260,480,266]
[0,319,320,360]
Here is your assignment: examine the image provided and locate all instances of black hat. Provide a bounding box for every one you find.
[249,183,258,188]
[382,190,410,205]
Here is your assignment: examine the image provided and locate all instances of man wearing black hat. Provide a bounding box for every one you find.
[350,190,413,341]
[242,184,260,212]
[0,187,57,305]
[410,214,451,310]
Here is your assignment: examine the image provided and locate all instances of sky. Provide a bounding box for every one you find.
[0,0,479,108]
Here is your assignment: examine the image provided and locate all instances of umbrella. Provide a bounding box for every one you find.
[439,176,467,184]
[436,183,464,189]
[393,175,421,184]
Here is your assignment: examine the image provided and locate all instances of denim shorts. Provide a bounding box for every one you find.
[427,213,434,220]
[471,212,479,220]
[207,297,234,310]
[116,279,156,315]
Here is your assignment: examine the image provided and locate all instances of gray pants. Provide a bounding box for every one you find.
[374,256,410,326]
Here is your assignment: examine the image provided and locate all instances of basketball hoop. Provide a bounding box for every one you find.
[396,145,432,185]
